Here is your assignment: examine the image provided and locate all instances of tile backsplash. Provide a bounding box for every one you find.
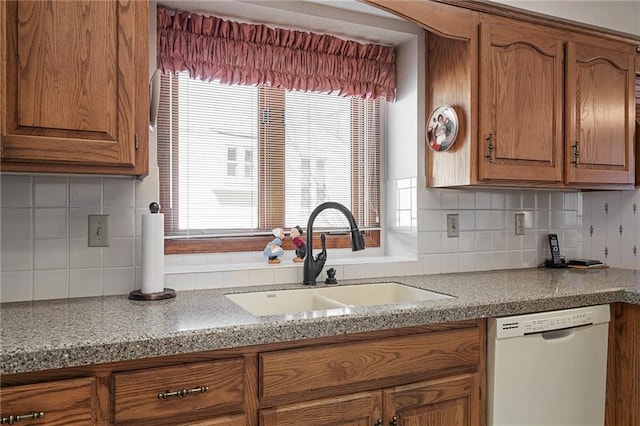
[1,172,638,302]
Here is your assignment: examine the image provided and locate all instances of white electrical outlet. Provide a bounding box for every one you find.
[447,214,459,238]
[88,215,110,247]
[515,213,525,235]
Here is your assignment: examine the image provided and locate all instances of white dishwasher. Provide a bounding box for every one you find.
[487,304,610,426]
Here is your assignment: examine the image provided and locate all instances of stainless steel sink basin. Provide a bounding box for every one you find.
[226,282,453,316]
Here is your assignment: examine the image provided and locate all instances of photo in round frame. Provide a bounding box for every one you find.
[426,105,458,152]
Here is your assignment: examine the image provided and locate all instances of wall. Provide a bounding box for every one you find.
[0,1,638,303]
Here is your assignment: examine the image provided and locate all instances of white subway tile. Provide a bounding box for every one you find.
[420,231,443,254]
[420,210,442,232]
[459,191,475,209]
[343,263,366,280]
[248,268,275,286]
[70,239,102,268]
[193,271,224,289]
[34,208,67,239]
[34,176,67,207]
[458,231,476,252]
[103,208,135,238]
[0,239,32,271]
[421,189,442,210]
[165,273,195,291]
[550,192,564,210]
[441,232,459,253]
[103,238,135,267]
[103,178,135,207]
[564,192,578,211]
[69,269,103,298]
[1,208,32,240]
[0,271,33,302]
[34,239,67,270]
[458,253,476,272]
[103,267,135,295]
[69,178,102,207]
[222,270,250,288]
[441,191,459,209]
[475,211,491,230]
[69,208,101,239]
[523,191,536,210]
[537,192,550,210]
[1,175,32,208]
[491,211,506,230]
[506,191,522,209]
[475,190,491,209]
[459,210,475,231]
[422,254,442,274]
[440,253,460,273]
[491,191,506,209]
[34,270,68,300]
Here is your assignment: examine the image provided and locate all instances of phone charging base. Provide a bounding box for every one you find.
[544,259,567,268]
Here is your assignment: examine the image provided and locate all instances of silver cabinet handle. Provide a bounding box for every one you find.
[157,385,209,400]
[1,412,45,424]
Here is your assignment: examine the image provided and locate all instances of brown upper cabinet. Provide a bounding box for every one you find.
[367,0,637,189]
[564,39,635,186]
[478,20,564,184]
[1,0,149,176]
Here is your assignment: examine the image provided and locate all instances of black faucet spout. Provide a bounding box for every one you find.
[303,202,365,285]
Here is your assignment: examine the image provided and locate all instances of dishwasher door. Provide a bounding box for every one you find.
[487,304,610,426]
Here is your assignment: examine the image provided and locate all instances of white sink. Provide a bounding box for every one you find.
[226,282,453,316]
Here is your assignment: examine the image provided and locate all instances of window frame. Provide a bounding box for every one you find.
[158,74,381,255]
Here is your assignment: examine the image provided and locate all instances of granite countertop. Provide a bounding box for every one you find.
[1,267,638,375]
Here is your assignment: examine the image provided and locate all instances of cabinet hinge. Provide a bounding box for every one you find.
[135,133,139,150]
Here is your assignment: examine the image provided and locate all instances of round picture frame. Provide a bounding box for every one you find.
[426,105,459,152]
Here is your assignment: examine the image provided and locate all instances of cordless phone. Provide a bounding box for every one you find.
[546,234,566,267]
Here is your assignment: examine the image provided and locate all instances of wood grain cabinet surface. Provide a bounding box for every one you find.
[564,40,636,186]
[259,321,484,426]
[1,0,149,176]
[0,376,97,425]
[405,1,638,189]
[478,20,564,184]
[112,359,245,425]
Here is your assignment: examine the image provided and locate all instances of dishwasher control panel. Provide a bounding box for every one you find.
[491,304,610,339]
[522,311,592,335]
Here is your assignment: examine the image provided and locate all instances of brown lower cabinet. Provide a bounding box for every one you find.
[0,320,484,425]
[3,308,635,426]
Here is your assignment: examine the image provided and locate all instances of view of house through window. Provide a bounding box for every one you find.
[158,72,381,249]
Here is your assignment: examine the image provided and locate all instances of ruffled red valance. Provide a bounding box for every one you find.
[157,8,396,101]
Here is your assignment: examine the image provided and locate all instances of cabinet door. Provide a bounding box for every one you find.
[260,391,383,426]
[383,373,480,426]
[565,40,635,186]
[0,377,96,425]
[2,0,147,174]
[479,21,564,183]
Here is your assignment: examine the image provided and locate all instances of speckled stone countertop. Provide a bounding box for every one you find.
[1,267,638,375]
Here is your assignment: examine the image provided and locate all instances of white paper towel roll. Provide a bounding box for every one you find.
[141,212,165,294]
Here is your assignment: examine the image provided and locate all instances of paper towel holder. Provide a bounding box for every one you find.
[129,202,176,301]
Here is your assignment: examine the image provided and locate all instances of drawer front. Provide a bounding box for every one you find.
[0,376,96,425]
[260,327,479,402]
[113,358,244,424]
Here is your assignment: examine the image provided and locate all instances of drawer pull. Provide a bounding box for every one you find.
[1,412,45,424]
[389,416,398,426]
[157,386,209,400]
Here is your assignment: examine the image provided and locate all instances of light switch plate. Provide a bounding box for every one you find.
[515,213,526,235]
[88,215,110,247]
[447,214,459,238]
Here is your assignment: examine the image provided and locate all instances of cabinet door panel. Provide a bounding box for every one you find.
[479,21,564,182]
[384,373,480,426]
[565,41,635,185]
[2,0,137,168]
[260,391,382,426]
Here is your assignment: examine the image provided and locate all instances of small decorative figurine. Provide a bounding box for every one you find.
[290,225,306,263]
[264,228,285,264]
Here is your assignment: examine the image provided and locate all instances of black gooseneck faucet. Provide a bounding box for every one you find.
[303,202,365,285]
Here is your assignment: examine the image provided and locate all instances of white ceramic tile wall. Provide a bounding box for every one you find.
[417,188,585,274]
[582,190,640,270]
[0,171,159,303]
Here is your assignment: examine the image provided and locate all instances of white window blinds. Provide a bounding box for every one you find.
[158,72,381,240]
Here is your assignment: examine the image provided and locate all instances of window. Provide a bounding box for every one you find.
[158,73,381,254]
